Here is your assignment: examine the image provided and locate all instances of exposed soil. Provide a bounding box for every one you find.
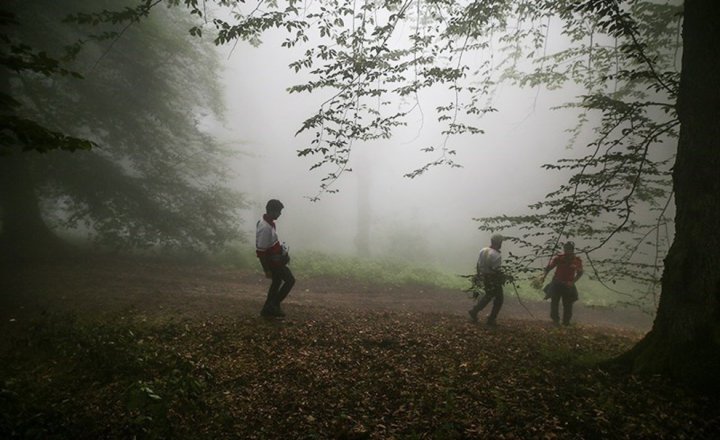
[0,255,652,334]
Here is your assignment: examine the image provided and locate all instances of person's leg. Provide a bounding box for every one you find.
[469,291,494,322]
[275,266,295,307]
[562,290,575,325]
[262,272,283,316]
[487,287,504,325]
[550,290,561,325]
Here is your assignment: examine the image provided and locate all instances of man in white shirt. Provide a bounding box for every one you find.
[469,234,505,327]
[256,199,295,318]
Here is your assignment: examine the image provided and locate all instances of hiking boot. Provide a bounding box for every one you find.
[468,310,478,324]
[485,318,497,328]
[272,305,286,318]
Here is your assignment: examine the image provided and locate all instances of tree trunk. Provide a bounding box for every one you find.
[0,150,68,261]
[355,163,371,257]
[617,0,720,391]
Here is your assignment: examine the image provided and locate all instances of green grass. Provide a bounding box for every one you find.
[292,250,469,289]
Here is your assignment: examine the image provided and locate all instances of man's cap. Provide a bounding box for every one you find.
[491,233,503,243]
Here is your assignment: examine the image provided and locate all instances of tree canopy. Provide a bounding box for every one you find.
[161,0,681,299]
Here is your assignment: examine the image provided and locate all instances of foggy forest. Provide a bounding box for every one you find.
[1,0,719,438]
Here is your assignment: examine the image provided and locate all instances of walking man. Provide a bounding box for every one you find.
[256,199,295,318]
[469,234,506,327]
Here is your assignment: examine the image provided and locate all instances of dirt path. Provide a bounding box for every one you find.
[0,256,652,334]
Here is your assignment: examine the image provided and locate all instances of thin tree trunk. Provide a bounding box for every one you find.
[355,162,371,257]
[617,0,720,390]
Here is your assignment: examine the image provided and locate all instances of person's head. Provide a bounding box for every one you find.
[563,240,575,254]
[265,199,284,220]
[490,233,503,250]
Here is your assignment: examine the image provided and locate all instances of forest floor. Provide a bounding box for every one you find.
[1,256,718,439]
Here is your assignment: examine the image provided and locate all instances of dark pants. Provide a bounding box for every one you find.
[470,277,504,323]
[549,281,578,325]
[263,265,295,312]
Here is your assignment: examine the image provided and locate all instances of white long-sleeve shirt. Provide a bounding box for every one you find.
[256,217,280,254]
[476,247,502,275]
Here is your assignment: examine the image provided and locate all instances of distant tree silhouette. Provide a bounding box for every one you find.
[1,0,245,259]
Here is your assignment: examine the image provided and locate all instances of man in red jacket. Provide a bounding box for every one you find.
[256,199,295,318]
[542,241,583,326]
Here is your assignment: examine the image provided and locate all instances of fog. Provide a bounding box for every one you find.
[217,31,594,272]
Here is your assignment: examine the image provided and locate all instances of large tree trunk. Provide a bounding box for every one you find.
[0,150,68,261]
[617,0,720,390]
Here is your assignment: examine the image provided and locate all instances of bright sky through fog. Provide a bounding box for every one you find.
[216,26,589,270]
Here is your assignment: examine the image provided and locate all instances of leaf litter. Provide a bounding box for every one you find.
[0,257,717,439]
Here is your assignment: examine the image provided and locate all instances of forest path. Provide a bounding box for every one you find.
[0,256,652,335]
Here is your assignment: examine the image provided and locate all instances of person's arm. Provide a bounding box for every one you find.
[256,223,275,277]
[542,257,557,281]
[256,249,272,278]
[475,248,487,279]
[574,257,584,283]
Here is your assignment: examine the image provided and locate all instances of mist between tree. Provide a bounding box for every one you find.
[210,6,676,314]
[1,0,680,315]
